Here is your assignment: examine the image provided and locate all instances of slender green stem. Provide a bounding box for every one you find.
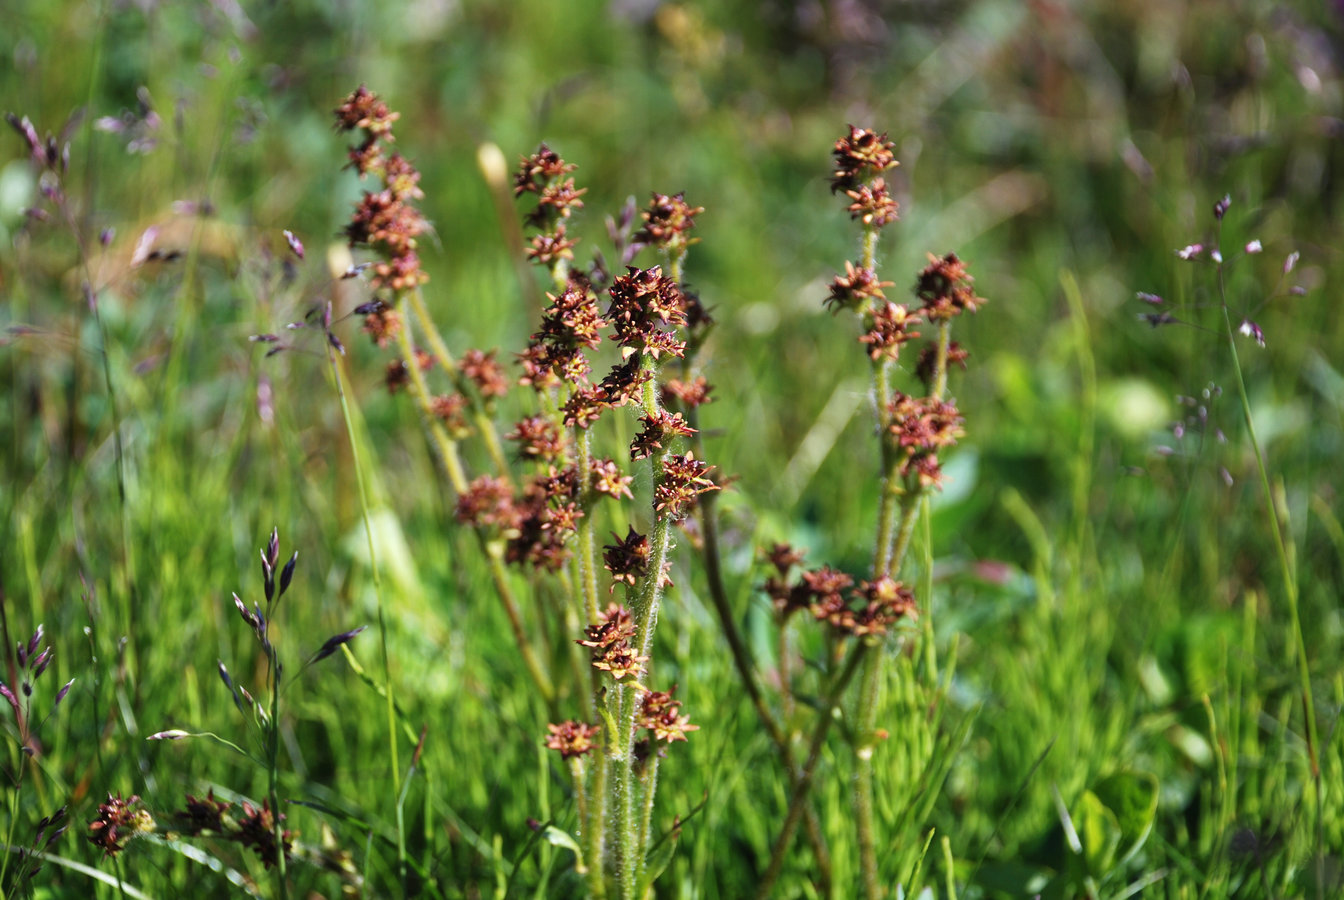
[325,341,406,893]
[574,426,601,624]
[755,645,870,900]
[636,754,661,889]
[266,643,288,899]
[854,647,881,900]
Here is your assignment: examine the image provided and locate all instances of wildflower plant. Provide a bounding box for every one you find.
[323,86,720,897]
[87,530,366,896]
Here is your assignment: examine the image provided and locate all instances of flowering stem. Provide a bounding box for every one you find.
[1217,264,1321,873]
[395,297,556,710]
[606,355,678,899]
[855,221,903,899]
[574,425,601,624]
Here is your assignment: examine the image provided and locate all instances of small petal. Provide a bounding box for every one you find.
[1211,249,1223,264]
[1244,239,1262,254]
[279,551,298,597]
[130,226,159,268]
[1136,291,1164,305]
[1238,319,1265,347]
[147,729,190,740]
[1213,194,1231,220]
[1176,243,1204,260]
[282,229,304,260]
[1283,251,1300,274]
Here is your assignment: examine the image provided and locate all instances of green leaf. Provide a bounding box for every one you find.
[1075,788,1121,878]
[1092,771,1158,868]
[541,825,586,873]
[636,826,680,896]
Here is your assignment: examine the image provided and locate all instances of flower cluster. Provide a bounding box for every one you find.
[761,546,918,638]
[334,86,428,337]
[602,527,653,591]
[515,143,585,266]
[545,720,602,759]
[831,125,899,195]
[606,265,689,359]
[87,793,154,857]
[520,274,607,390]
[453,465,610,573]
[578,603,647,682]
[654,453,719,520]
[637,686,699,744]
[635,191,704,257]
[885,393,964,489]
[914,252,985,321]
[1,623,75,757]
[826,260,893,314]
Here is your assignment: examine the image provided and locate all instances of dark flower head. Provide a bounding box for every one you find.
[630,410,695,460]
[858,302,921,362]
[237,800,291,869]
[87,794,153,857]
[639,686,699,743]
[845,178,899,228]
[607,266,688,356]
[654,452,719,519]
[578,602,638,647]
[514,144,577,197]
[545,720,601,759]
[461,348,510,398]
[915,252,984,321]
[603,529,652,591]
[178,791,230,837]
[591,641,648,681]
[334,85,399,136]
[527,225,579,265]
[885,394,964,489]
[825,261,892,313]
[635,191,704,253]
[831,125,898,194]
[507,415,567,461]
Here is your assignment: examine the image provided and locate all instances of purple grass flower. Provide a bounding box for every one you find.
[310,626,367,663]
[279,552,298,598]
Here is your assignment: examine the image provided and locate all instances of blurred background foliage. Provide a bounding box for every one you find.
[2,0,1343,897]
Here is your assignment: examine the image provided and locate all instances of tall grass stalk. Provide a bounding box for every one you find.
[323,335,407,892]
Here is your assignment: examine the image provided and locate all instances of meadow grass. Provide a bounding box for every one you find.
[2,1,1342,897]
